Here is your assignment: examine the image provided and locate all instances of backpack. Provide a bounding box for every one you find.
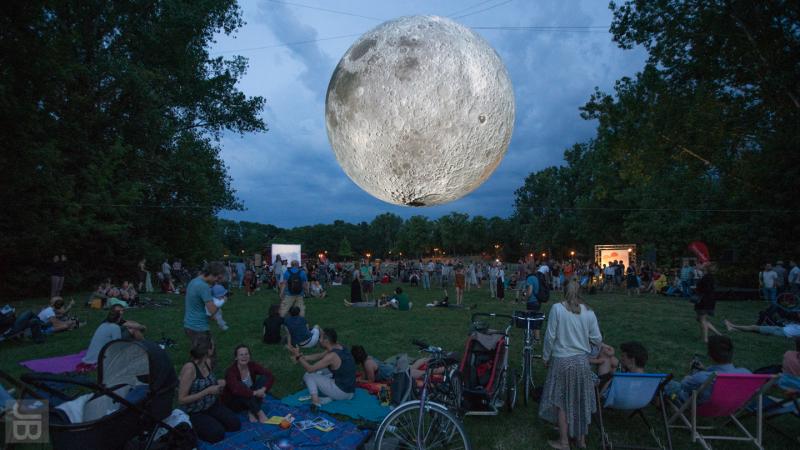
[287,269,304,295]
[535,272,550,303]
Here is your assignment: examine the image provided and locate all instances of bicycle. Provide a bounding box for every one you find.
[512,310,546,406]
[373,340,471,450]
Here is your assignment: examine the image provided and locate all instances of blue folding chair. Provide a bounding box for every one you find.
[595,372,674,450]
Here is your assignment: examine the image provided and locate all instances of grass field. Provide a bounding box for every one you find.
[2,282,797,449]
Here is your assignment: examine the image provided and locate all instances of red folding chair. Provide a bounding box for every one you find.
[667,373,777,449]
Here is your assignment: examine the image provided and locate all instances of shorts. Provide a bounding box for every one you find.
[758,326,788,337]
[362,281,374,293]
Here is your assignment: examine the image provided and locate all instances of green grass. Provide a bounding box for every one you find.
[2,283,797,449]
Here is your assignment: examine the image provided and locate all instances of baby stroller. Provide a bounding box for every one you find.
[1,339,194,450]
[459,313,517,416]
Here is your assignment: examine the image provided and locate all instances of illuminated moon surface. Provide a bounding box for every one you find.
[325,15,515,206]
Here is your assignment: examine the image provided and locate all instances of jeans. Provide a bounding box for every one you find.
[680,280,692,297]
[422,272,430,290]
[189,400,240,443]
[762,287,777,302]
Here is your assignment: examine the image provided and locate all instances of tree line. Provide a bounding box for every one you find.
[2,1,797,296]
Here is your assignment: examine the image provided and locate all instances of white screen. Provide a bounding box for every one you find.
[271,244,302,265]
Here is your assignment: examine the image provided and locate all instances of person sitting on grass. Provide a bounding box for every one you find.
[178,336,239,443]
[223,344,274,423]
[309,279,327,298]
[778,338,800,392]
[77,304,146,372]
[381,287,411,310]
[262,304,282,344]
[38,298,79,333]
[284,306,321,349]
[119,281,138,303]
[351,345,396,383]
[287,328,356,409]
[665,335,750,404]
[724,318,800,339]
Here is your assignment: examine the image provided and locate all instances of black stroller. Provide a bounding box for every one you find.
[1,339,194,450]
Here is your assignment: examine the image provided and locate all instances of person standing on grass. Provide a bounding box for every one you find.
[454,265,466,305]
[790,260,800,296]
[694,262,722,343]
[540,281,602,449]
[50,255,66,298]
[279,260,308,317]
[761,263,778,303]
[183,262,226,347]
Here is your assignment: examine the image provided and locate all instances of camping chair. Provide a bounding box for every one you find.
[741,386,800,444]
[595,372,673,450]
[667,373,777,450]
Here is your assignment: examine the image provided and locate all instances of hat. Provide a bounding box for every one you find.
[211,284,227,298]
[538,265,550,274]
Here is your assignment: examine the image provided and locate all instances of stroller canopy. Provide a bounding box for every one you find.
[99,339,177,394]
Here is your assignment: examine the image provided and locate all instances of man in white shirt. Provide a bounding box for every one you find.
[488,263,499,298]
[761,263,778,302]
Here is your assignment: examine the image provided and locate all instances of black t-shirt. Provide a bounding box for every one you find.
[694,273,716,311]
[263,316,282,344]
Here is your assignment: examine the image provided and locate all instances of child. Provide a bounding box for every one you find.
[283,306,320,349]
[262,304,282,344]
[243,269,254,296]
[207,284,229,331]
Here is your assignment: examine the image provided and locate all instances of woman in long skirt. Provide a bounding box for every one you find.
[539,281,602,449]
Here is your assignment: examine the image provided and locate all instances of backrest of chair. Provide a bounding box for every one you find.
[696,373,772,417]
[604,373,668,410]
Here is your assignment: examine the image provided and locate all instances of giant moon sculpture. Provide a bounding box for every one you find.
[325,15,515,206]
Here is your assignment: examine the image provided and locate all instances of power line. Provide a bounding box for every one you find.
[446,0,498,17]
[453,0,514,19]
[210,25,611,55]
[264,0,383,22]
[211,33,363,55]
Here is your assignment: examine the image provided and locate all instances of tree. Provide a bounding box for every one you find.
[0,0,266,295]
[337,237,354,260]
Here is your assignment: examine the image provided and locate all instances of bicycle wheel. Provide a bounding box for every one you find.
[505,367,517,412]
[522,350,531,406]
[374,401,471,450]
[430,368,463,416]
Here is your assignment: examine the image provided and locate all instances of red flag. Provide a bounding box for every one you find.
[688,241,710,263]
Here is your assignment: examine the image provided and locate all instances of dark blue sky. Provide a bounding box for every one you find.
[212,0,646,227]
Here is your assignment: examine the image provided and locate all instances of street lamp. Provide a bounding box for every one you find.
[366,252,372,259]
[570,251,575,257]
[542,252,546,258]
[627,248,632,253]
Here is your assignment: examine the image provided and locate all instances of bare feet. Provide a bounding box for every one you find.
[248,413,258,423]
[724,319,735,332]
[548,440,570,449]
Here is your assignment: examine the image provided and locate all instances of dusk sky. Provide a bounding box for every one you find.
[212,0,647,227]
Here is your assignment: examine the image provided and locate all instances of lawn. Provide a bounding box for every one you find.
[1,282,796,449]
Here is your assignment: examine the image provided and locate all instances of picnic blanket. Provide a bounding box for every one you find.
[198,398,370,450]
[20,350,87,373]
[282,388,391,422]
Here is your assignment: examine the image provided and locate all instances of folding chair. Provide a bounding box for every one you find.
[667,373,777,450]
[595,372,673,450]
[741,387,799,444]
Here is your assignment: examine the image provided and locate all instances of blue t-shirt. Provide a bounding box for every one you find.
[281,268,308,294]
[283,315,311,344]
[526,274,540,304]
[183,276,212,331]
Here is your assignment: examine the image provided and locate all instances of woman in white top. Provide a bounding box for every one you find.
[539,281,602,449]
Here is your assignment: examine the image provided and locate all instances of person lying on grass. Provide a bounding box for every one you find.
[724,318,800,339]
[287,328,356,409]
[38,297,80,332]
[350,345,444,382]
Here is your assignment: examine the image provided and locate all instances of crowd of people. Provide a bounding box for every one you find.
[3,252,798,447]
